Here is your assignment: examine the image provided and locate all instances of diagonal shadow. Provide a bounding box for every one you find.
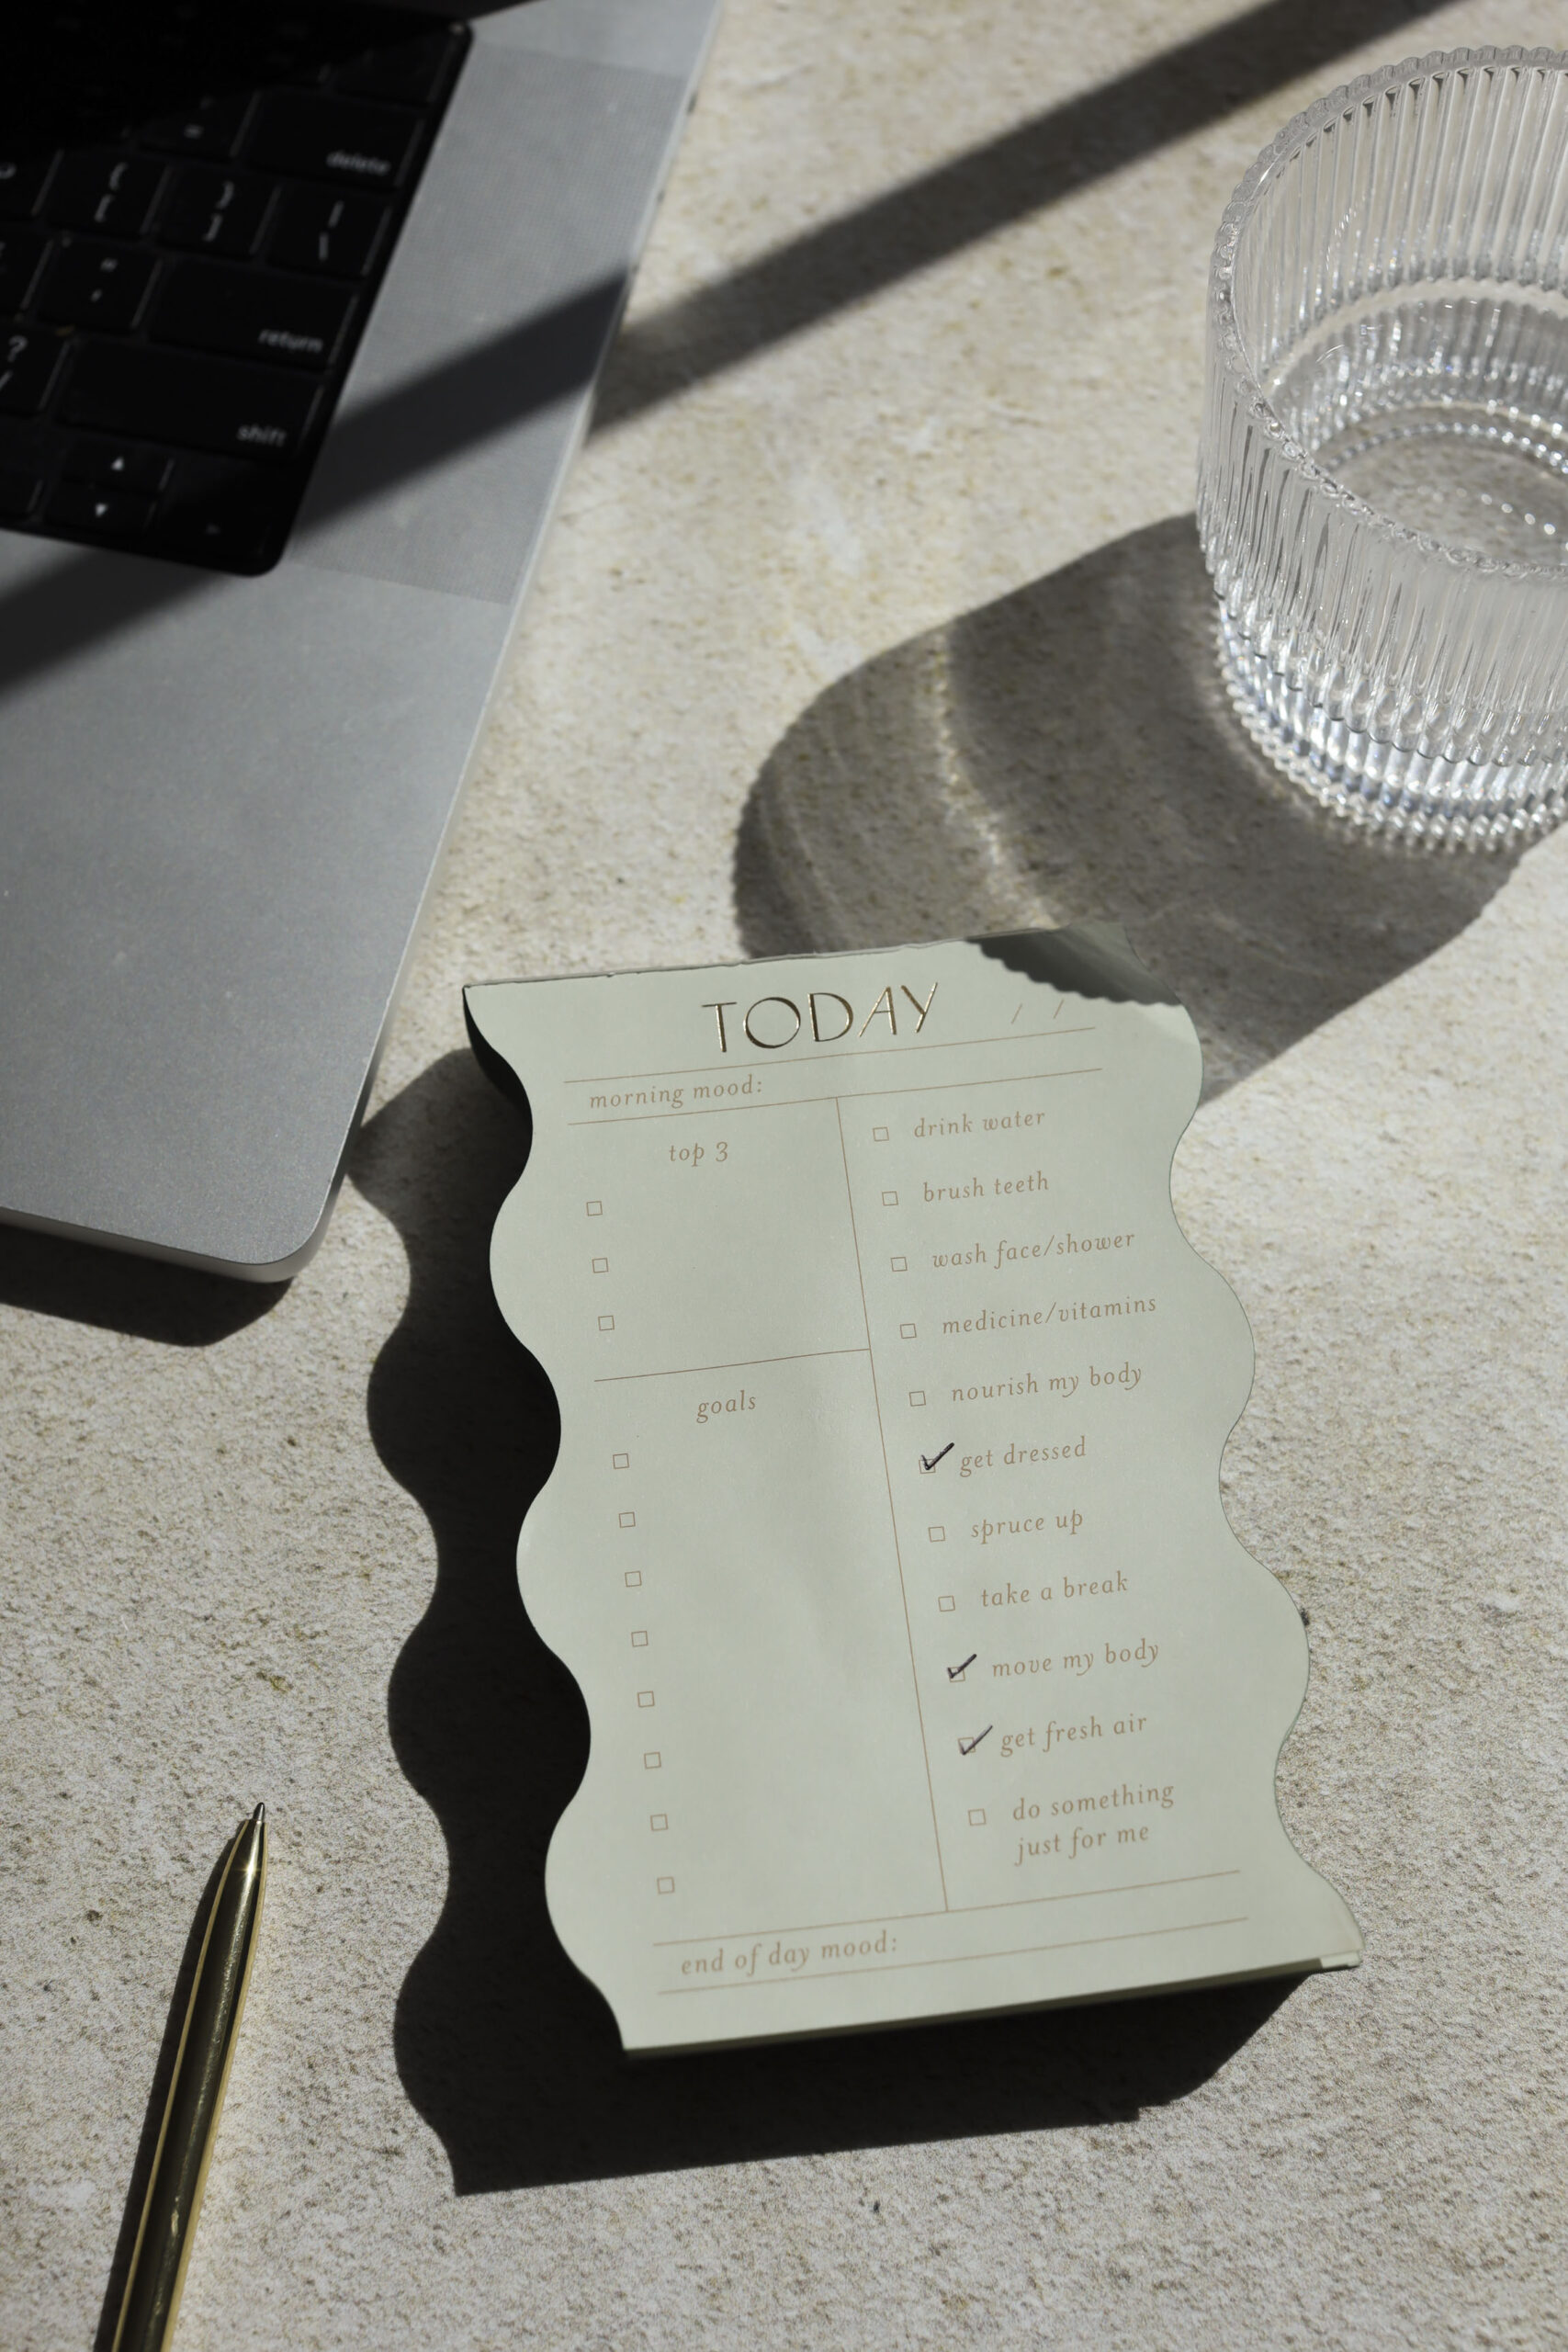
[0,0,1447,704]
[735,515,1516,1096]
[599,0,1446,426]
[0,279,626,702]
[356,1049,1301,2196]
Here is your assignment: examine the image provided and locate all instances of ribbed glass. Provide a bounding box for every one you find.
[1198,49,1568,847]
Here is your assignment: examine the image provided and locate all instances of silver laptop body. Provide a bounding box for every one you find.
[0,0,718,1278]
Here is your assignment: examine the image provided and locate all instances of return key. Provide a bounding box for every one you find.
[151,260,355,372]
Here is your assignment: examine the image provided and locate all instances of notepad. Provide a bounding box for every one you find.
[465,926,1361,2053]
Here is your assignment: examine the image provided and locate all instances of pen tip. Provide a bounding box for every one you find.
[250,1802,265,1826]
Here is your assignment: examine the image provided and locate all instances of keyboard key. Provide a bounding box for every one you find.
[0,419,42,467]
[154,458,278,570]
[0,230,49,312]
[0,325,67,415]
[0,154,58,221]
[157,167,276,258]
[244,94,423,190]
[62,341,321,462]
[63,438,174,493]
[266,186,389,279]
[47,152,165,238]
[0,465,43,519]
[45,480,155,537]
[335,32,465,107]
[142,91,255,161]
[38,241,159,333]
[152,260,354,372]
[279,55,335,93]
[237,18,335,89]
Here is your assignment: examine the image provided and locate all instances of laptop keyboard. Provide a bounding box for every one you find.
[0,4,470,575]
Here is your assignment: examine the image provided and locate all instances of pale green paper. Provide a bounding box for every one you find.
[466,926,1361,2054]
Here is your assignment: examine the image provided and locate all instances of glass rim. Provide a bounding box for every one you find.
[1210,43,1568,588]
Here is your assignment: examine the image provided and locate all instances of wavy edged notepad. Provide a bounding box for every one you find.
[466,925,1360,2052]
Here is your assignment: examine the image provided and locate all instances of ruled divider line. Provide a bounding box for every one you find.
[834,1095,950,1913]
[569,1067,1101,1127]
[658,1916,1251,1993]
[649,1869,1245,1948]
[595,1347,869,1385]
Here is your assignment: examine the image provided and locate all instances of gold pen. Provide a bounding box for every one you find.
[112,1804,267,2352]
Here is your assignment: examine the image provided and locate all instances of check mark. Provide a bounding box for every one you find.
[920,1442,953,1473]
[947,1654,976,1680]
[958,1725,992,1756]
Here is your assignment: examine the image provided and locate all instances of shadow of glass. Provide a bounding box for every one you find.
[736,514,1514,1096]
[357,1050,1303,2197]
[0,1224,284,1344]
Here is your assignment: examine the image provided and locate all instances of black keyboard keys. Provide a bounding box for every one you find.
[244,94,422,190]
[0,230,48,311]
[142,91,255,162]
[155,458,277,569]
[0,464,43,518]
[159,167,275,258]
[46,151,164,237]
[0,1,471,575]
[0,326,67,415]
[335,32,465,107]
[63,438,173,493]
[62,342,321,463]
[0,155,58,220]
[44,479,154,537]
[266,187,389,279]
[152,260,353,371]
[38,241,158,332]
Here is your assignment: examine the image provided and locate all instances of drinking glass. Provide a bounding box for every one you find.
[1199,48,1568,848]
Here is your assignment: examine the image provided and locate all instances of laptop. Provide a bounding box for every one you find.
[0,0,719,1279]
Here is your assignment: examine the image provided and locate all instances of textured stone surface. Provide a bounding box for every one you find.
[4,2,1566,2346]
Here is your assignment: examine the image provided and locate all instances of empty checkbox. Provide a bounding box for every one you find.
[909,1389,926,1408]
[592,1256,609,1273]
[619,1510,636,1528]
[637,1690,655,1708]
[644,1751,661,1769]
[928,1525,945,1544]
[882,1190,898,1206]
[900,1322,917,1339]
[650,1813,669,1832]
[613,1452,629,1469]
[586,1200,603,1216]
[631,1630,649,1647]
[890,1255,907,1272]
[968,1808,987,1827]
[873,1125,889,1141]
[657,1876,675,1894]
[598,1314,615,1331]
[625,1569,642,1589]
[938,1595,955,1612]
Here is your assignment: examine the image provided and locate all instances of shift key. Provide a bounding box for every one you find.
[62,342,320,462]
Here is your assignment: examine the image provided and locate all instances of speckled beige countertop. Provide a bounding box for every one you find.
[5,4,1567,2346]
